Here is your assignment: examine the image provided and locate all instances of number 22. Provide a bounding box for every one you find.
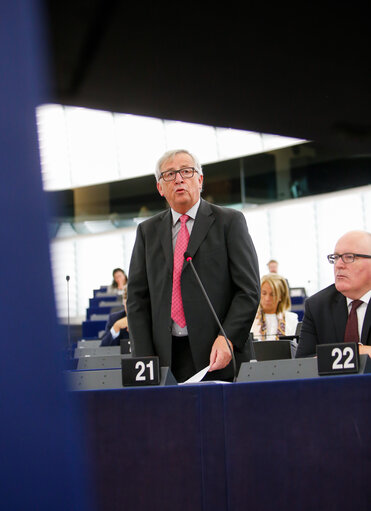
[332,347,355,370]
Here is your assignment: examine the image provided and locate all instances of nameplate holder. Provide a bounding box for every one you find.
[120,339,131,355]
[237,357,318,382]
[316,342,359,376]
[121,356,160,386]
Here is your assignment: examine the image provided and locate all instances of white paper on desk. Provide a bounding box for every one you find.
[181,365,210,384]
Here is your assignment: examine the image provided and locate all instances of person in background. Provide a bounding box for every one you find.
[267,259,290,288]
[296,230,371,358]
[127,148,260,382]
[267,259,279,274]
[251,273,298,340]
[107,267,127,301]
[100,285,129,346]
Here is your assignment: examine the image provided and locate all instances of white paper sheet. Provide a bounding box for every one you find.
[180,365,210,384]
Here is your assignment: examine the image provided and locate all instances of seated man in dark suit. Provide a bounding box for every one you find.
[100,309,129,346]
[296,230,371,358]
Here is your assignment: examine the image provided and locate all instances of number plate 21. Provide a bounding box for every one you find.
[121,357,160,386]
[317,343,359,376]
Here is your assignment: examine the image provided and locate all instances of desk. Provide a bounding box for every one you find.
[72,374,371,511]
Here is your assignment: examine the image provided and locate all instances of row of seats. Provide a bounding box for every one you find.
[65,285,307,389]
[82,287,123,339]
[289,287,306,321]
[65,285,129,375]
[81,285,306,341]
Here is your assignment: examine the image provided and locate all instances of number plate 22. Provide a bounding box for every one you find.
[317,343,359,376]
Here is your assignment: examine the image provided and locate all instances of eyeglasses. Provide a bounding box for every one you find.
[159,167,198,182]
[327,253,371,264]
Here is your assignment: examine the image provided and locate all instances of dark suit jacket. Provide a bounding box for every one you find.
[296,284,371,358]
[127,199,260,379]
[100,309,129,346]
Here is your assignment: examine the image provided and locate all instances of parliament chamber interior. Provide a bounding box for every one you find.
[1,2,370,510]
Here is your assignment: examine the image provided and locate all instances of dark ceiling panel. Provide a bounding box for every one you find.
[43,2,371,153]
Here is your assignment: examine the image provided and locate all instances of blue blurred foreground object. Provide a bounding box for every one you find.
[0,1,92,509]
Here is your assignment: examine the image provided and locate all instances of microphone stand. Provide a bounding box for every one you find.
[184,253,237,382]
[66,275,71,358]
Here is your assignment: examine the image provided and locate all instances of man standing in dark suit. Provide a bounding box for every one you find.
[126,149,260,382]
[296,230,371,358]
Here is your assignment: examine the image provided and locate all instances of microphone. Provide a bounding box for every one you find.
[183,252,237,382]
[66,275,71,357]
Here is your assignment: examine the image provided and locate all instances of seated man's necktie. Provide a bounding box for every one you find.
[344,299,363,343]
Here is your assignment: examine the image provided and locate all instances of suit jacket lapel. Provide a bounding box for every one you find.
[361,301,371,344]
[331,291,348,341]
[158,200,215,275]
[187,199,215,261]
[158,209,173,274]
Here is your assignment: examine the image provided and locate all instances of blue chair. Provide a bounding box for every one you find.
[82,320,107,339]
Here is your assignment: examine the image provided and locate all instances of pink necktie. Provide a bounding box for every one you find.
[171,215,190,328]
[344,299,363,343]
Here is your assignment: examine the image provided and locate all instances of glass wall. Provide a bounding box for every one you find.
[46,141,371,228]
[39,104,370,322]
[50,184,371,320]
[37,104,303,191]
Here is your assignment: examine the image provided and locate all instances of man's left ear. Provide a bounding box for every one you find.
[157,181,164,197]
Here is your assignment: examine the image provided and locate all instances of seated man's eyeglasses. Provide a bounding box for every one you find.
[327,253,371,264]
[159,167,198,182]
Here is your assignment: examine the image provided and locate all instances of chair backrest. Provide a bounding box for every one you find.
[252,340,292,361]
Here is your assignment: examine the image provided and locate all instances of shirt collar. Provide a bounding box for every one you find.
[171,199,201,226]
[346,289,371,308]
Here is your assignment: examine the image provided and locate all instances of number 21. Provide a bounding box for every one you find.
[135,360,155,381]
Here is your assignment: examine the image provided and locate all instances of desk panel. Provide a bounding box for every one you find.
[72,375,371,511]
[224,375,371,511]
[73,384,227,511]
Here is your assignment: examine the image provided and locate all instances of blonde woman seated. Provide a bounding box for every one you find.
[251,274,298,340]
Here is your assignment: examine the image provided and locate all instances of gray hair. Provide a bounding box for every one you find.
[154,149,203,182]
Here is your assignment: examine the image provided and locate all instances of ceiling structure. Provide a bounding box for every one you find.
[43,2,371,155]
